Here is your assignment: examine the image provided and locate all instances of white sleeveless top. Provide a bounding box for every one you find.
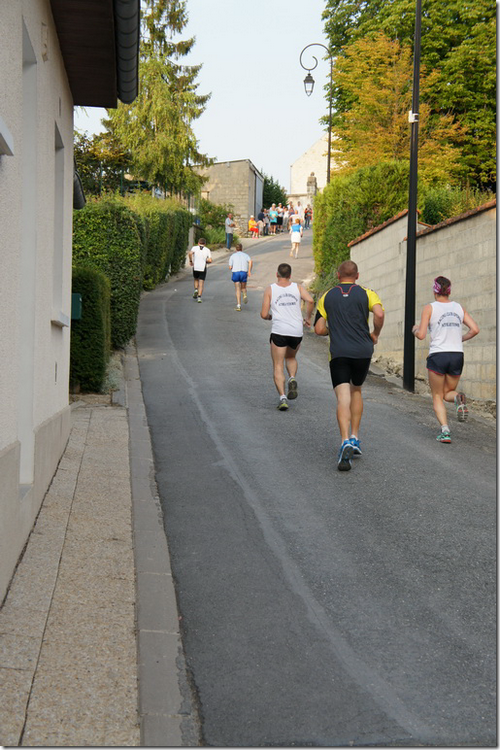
[428,301,464,354]
[270,282,304,337]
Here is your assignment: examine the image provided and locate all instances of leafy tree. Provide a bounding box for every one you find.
[323,0,496,188]
[74,130,131,196]
[330,33,463,184]
[104,0,212,195]
[262,172,288,207]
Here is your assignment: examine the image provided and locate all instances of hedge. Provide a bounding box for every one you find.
[70,266,111,392]
[313,161,410,276]
[72,196,144,348]
[126,194,191,289]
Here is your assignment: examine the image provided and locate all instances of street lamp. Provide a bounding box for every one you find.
[403,0,422,392]
[299,43,334,184]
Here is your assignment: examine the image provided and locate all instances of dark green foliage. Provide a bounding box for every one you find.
[262,172,288,207]
[420,185,494,225]
[126,194,191,287]
[72,197,143,349]
[70,267,111,392]
[313,161,410,274]
[198,197,233,230]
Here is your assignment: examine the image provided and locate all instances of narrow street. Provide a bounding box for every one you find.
[136,232,496,747]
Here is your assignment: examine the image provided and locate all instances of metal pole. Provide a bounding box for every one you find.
[403,0,422,392]
[326,57,333,184]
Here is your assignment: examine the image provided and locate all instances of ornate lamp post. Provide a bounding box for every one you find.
[299,43,334,185]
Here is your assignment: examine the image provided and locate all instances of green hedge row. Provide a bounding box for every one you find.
[126,194,192,289]
[73,195,192,345]
[70,266,111,392]
[71,194,192,391]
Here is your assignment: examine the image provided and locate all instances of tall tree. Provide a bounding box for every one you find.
[330,33,463,183]
[323,0,496,188]
[262,172,288,207]
[74,130,131,196]
[104,0,212,195]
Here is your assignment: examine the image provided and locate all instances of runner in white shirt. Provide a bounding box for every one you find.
[228,243,253,311]
[260,263,314,410]
[413,275,479,442]
[188,238,212,302]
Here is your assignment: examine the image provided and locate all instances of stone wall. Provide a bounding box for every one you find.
[350,203,496,402]
[198,159,264,235]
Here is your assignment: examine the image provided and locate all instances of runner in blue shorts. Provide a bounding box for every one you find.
[228,243,253,311]
[413,275,479,443]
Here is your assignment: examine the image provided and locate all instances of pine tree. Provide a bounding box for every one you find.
[104,0,212,195]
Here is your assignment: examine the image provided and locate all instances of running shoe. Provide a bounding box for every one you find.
[287,377,298,400]
[192,290,198,299]
[277,398,289,411]
[455,393,468,422]
[337,440,354,471]
[243,292,248,304]
[436,430,451,443]
[349,437,362,456]
[235,304,241,311]
[197,297,202,303]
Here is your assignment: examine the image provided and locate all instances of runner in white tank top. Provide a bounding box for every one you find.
[270,282,304,337]
[261,263,314,411]
[413,276,479,443]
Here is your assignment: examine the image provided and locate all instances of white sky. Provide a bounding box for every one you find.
[74,0,330,192]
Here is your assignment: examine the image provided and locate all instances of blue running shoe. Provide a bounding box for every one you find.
[349,437,362,456]
[337,440,354,471]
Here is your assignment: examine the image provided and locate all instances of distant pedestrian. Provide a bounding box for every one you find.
[257,208,266,236]
[229,243,253,311]
[277,203,284,233]
[304,205,312,229]
[314,260,384,470]
[296,201,305,225]
[263,210,270,236]
[225,213,235,250]
[261,263,314,411]
[248,215,259,238]
[269,203,278,234]
[289,217,303,259]
[412,275,479,443]
[188,238,212,303]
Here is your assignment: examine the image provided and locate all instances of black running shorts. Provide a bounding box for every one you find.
[426,351,464,376]
[329,357,371,388]
[270,333,303,350]
[193,269,207,280]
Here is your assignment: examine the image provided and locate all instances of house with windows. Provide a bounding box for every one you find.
[0,0,140,601]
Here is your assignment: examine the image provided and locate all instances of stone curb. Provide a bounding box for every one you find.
[125,344,198,747]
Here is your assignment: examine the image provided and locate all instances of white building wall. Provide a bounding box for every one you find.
[0,0,73,600]
[289,134,337,206]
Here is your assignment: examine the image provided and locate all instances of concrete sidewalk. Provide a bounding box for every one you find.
[0,347,198,747]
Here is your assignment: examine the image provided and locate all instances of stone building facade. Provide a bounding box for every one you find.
[289,133,339,207]
[349,201,496,402]
[197,159,264,235]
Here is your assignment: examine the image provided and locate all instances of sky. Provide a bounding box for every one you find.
[74,0,330,192]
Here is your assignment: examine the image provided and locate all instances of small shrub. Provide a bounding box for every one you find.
[70,266,111,392]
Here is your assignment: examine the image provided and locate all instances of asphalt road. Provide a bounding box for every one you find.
[136,232,496,747]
